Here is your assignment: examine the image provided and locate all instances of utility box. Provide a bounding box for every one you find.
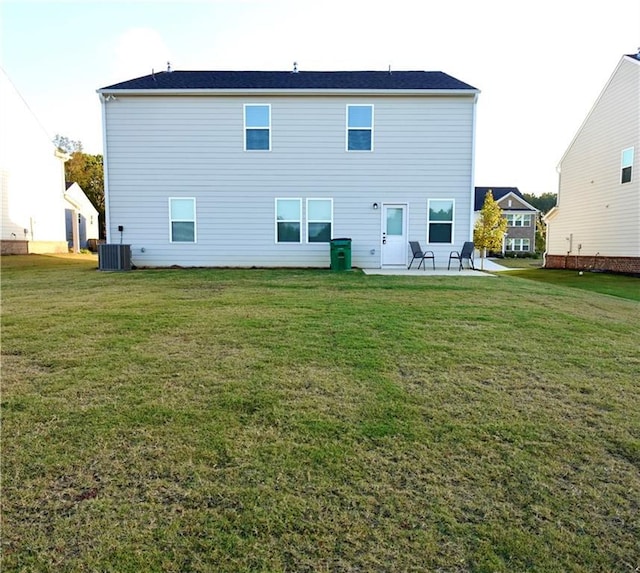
[330,238,352,271]
[98,244,132,271]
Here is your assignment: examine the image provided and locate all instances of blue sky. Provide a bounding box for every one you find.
[1,0,638,195]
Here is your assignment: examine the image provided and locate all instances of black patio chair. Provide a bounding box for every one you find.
[448,241,475,270]
[408,241,435,270]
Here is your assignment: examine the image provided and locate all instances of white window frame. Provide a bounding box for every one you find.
[169,197,196,243]
[346,104,374,152]
[427,198,455,245]
[306,198,333,244]
[275,198,302,244]
[506,213,532,227]
[244,104,271,151]
[506,238,530,252]
[621,147,634,184]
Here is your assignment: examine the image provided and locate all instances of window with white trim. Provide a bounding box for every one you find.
[347,105,373,151]
[506,238,530,252]
[505,213,532,227]
[306,199,332,243]
[427,199,454,244]
[621,147,634,184]
[169,198,196,243]
[275,198,301,243]
[245,104,271,151]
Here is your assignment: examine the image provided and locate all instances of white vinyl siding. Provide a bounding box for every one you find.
[547,56,640,258]
[103,94,476,267]
[0,71,67,244]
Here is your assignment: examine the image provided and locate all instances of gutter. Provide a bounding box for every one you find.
[96,87,480,97]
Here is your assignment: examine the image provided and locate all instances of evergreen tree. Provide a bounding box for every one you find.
[473,189,508,269]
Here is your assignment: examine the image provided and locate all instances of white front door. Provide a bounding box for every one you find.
[382,204,407,266]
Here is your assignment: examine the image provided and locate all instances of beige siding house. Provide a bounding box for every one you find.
[545,53,640,273]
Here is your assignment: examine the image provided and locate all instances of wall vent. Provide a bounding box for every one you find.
[98,244,132,271]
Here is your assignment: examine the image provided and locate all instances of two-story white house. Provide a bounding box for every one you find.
[545,53,640,274]
[1,68,68,255]
[98,67,479,268]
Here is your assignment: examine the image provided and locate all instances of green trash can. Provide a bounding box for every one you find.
[330,238,352,271]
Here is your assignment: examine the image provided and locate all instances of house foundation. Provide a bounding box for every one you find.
[1,240,69,255]
[544,254,640,274]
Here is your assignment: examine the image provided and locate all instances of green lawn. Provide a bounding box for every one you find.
[2,255,639,572]
[502,268,640,301]
[489,257,543,269]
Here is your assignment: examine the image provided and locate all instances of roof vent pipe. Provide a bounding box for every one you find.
[167,61,172,73]
[292,61,298,73]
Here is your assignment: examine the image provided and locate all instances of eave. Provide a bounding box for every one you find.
[97,88,480,97]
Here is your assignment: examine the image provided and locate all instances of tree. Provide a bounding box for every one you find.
[53,134,83,155]
[473,189,508,269]
[522,192,556,253]
[55,136,106,239]
[522,191,557,214]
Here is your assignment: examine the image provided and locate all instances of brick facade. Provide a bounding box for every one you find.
[545,254,640,274]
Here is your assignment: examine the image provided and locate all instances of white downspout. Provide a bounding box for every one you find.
[99,93,111,244]
[469,93,479,241]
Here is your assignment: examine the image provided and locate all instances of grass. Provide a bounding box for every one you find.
[2,254,639,572]
[502,268,640,301]
[488,257,543,269]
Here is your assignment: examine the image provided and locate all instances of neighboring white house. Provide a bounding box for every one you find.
[0,67,68,255]
[64,182,99,252]
[98,67,479,268]
[545,53,640,274]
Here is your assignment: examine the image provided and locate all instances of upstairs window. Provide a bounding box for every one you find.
[506,238,530,252]
[621,147,634,184]
[169,198,196,243]
[245,104,270,151]
[307,199,332,243]
[275,198,301,243]
[427,199,454,244]
[506,213,532,227]
[347,105,373,151]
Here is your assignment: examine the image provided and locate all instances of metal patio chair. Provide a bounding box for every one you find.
[408,241,435,270]
[448,241,475,270]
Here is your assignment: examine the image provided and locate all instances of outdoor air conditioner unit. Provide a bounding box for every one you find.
[98,244,132,271]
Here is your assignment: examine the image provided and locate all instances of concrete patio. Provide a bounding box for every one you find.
[361,258,518,277]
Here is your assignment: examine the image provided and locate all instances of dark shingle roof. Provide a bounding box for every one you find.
[474,187,533,211]
[99,70,477,92]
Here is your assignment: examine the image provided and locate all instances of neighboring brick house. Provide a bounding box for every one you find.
[544,53,639,273]
[97,67,480,268]
[474,187,538,254]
